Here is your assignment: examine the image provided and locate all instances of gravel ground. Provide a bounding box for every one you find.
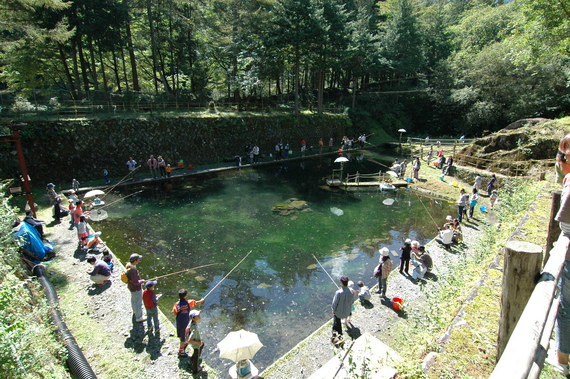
[264,194,491,378]
[43,219,217,379]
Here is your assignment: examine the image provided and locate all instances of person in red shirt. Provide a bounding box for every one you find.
[143,280,162,333]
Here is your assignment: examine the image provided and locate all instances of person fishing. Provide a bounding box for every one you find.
[399,239,412,275]
[331,275,355,340]
[375,247,393,297]
[173,289,204,358]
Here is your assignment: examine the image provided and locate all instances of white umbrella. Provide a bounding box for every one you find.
[217,329,263,362]
[84,189,105,198]
[334,157,349,163]
[382,198,395,206]
[385,171,398,178]
[397,129,407,133]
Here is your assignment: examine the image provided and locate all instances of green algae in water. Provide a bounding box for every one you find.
[96,155,455,374]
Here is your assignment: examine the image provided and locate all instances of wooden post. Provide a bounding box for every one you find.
[545,191,562,266]
[497,241,543,360]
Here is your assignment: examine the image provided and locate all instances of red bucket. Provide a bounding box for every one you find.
[392,297,404,311]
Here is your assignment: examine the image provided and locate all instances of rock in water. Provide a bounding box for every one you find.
[330,207,344,216]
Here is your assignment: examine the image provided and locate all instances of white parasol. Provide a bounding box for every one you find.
[385,171,398,178]
[217,329,263,362]
[382,198,395,206]
[334,157,349,163]
[84,189,105,199]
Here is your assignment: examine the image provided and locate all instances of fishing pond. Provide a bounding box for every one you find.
[95,151,455,373]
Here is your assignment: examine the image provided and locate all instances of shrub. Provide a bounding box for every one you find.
[0,191,69,377]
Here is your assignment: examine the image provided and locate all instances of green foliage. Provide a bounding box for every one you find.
[0,191,69,377]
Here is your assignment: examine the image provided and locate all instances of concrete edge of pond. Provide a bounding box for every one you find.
[66,144,391,195]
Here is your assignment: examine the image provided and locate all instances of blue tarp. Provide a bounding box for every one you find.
[13,222,54,262]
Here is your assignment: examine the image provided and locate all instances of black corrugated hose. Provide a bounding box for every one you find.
[32,264,97,379]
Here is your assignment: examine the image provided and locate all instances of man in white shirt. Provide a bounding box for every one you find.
[436,225,454,248]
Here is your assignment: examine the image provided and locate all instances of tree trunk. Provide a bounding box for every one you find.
[76,37,91,96]
[58,45,78,99]
[294,46,300,113]
[276,76,282,95]
[352,75,357,109]
[146,0,159,94]
[120,47,130,92]
[87,36,100,91]
[124,1,140,92]
[71,40,82,98]
[317,69,324,114]
[111,49,122,92]
[97,43,109,96]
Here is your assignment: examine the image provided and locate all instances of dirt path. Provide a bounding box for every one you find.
[43,219,217,379]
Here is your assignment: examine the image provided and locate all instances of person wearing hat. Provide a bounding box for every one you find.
[86,256,111,286]
[126,254,146,322]
[173,289,205,358]
[86,231,104,250]
[376,248,393,297]
[46,183,62,222]
[331,275,356,338]
[399,239,412,275]
[23,210,45,238]
[186,309,204,373]
[143,280,162,333]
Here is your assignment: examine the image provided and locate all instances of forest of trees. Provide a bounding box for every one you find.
[1,0,569,136]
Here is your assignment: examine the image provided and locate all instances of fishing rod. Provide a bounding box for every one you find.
[150,263,221,280]
[312,254,340,290]
[203,250,253,300]
[410,188,441,230]
[367,158,392,170]
[101,165,141,200]
[93,190,144,211]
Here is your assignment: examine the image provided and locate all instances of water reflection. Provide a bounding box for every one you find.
[96,152,455,374]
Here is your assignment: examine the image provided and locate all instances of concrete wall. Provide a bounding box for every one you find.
[0,114,352,183]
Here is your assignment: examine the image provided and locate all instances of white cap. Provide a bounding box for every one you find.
[405,238,412,244]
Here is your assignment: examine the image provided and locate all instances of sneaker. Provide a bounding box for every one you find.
[135,317,146,322]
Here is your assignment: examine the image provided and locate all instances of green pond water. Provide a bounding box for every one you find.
[96,152,455,373]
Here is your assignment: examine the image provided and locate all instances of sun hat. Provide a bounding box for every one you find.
[47,183,55,187]
[446,215,452,221]
[380,247,390,256]
[189,310,200,318]
[405,238,412,244]
[129,253,142,262]
[93,231,102,237]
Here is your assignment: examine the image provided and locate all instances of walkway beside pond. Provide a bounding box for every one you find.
[42,219,216,378]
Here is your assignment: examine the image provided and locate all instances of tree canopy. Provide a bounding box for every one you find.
[0,0,568,136]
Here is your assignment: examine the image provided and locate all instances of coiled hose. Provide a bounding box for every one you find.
[33,264,97,379]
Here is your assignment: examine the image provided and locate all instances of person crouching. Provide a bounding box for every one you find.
[86,256,111,286]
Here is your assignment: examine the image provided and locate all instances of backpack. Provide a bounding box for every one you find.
[121,267,132,283]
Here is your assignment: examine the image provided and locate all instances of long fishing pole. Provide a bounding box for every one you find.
[101,165,141,200]
[151,263,221,280]
[94,190,144,211]
[203,250,253,300]
[410,189,441,230]
[312,254,340,290]
[367,158,392,170]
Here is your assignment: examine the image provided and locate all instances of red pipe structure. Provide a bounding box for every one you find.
[0,124,36,217]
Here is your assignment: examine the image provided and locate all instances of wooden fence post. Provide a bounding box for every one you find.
[497,241,543,360]
[545,191,562,266]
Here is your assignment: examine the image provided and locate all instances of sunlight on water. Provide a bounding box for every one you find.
[97,152,455,373]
